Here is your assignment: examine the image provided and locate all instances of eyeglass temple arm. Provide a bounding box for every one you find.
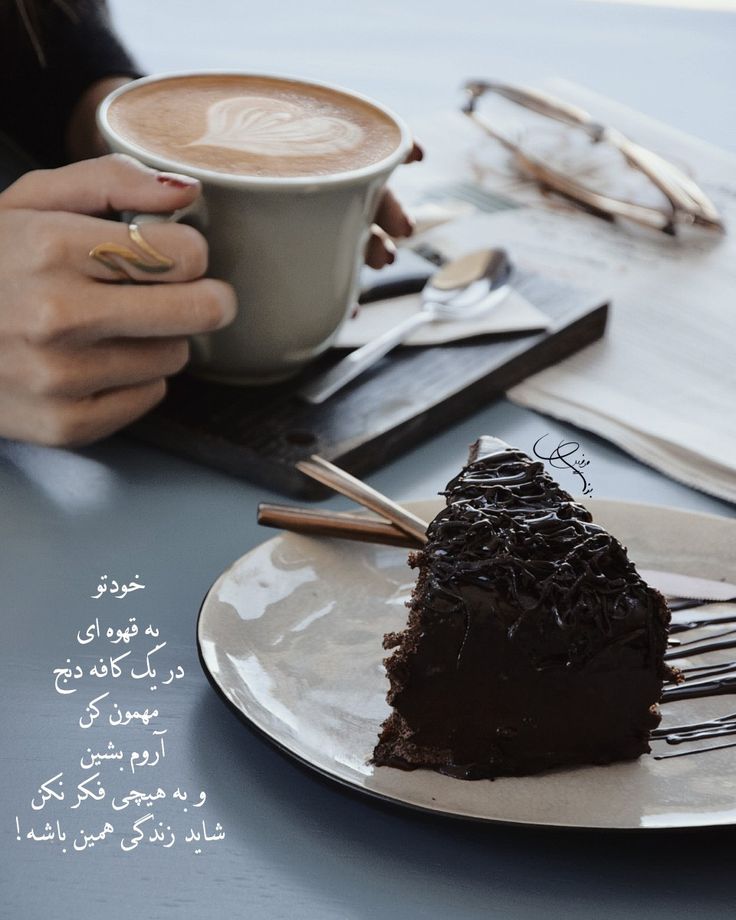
[464,81,605,136]
[608,131,723,229]
[512,140,681,233]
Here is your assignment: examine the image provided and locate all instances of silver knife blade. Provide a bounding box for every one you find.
[639,569,736,602]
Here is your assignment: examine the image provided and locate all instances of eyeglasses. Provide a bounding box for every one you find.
[461,80,724,236]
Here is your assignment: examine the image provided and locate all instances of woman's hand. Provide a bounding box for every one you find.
[0,154,236,447]
[366,141,424,268]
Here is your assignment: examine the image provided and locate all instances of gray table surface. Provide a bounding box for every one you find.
[2,2,736,918]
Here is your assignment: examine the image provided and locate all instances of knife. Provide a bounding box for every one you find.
[639,569,736,602]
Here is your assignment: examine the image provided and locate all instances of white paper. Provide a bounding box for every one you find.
[389,80,736,502]
[334,288,550,348]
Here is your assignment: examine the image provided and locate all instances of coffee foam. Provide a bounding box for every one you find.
[107,75,401,178]
[187,95,364,159]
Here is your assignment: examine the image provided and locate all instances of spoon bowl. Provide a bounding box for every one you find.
[299,248,512,405]
[429,250,511,319]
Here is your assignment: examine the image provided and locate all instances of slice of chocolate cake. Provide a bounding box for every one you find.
[373,437,672,778]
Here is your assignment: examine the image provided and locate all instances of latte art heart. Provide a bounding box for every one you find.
[186,96,364,158]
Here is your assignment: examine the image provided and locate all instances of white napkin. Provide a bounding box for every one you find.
[334,288,550,348]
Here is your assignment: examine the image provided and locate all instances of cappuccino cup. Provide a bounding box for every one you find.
[98,72,412,384]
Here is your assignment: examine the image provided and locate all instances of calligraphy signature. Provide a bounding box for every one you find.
[532,435,594,496]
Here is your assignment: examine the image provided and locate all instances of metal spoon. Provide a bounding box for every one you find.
[299,248,512,404]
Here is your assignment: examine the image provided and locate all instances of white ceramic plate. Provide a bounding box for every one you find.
[197,499,736,830]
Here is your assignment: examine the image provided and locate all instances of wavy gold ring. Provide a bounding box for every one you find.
[89,223,176,278]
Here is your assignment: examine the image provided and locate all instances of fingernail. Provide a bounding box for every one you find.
[402,215,415,237]
[406,143,425,164]
[156,172,199,189]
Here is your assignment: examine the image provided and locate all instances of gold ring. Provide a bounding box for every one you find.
[89,222,176,278]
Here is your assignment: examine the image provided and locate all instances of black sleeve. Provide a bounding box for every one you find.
[0,0,141,167]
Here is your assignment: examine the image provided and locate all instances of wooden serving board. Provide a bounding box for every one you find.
[129,269,607,498]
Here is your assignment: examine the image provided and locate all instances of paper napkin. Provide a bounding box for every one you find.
[334,288,550,348]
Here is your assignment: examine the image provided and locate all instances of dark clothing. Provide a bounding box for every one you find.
[0,0,139,167]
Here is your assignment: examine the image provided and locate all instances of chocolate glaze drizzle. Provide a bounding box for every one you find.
[665,634,736,661]
[669,614,736,633]
[652,711,736,742]
[654,602,736,756]
[426,438,669,673]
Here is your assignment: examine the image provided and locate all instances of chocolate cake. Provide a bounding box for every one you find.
[373,437,672,778]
